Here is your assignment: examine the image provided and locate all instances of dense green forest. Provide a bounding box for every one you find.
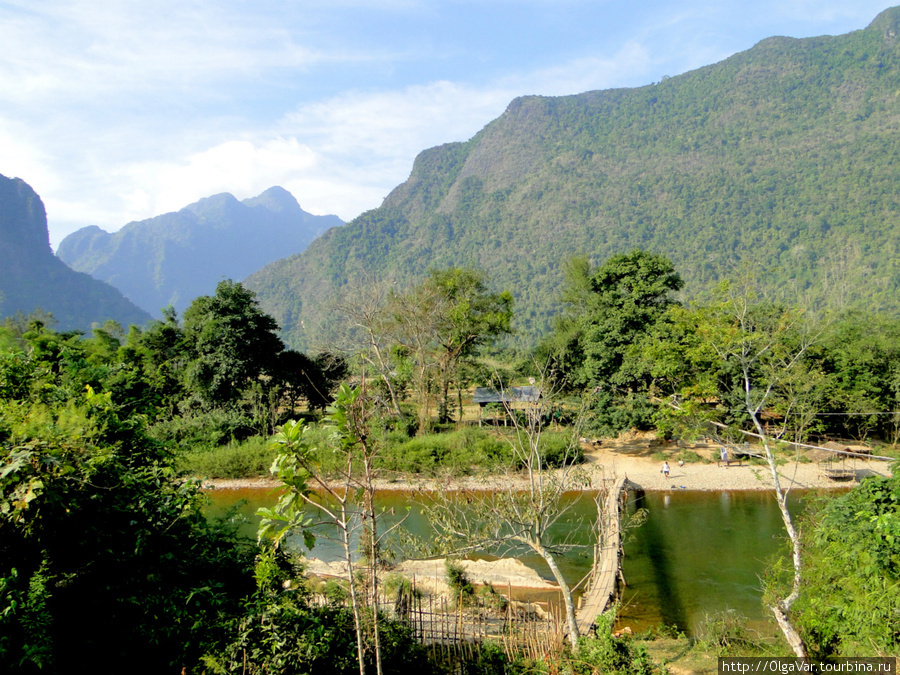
[2,259,899,670]
[247,6,900,352]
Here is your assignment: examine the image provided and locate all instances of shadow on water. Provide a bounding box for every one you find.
[205,486,819,637]
[628,491,689,630]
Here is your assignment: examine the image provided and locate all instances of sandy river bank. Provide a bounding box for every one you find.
[203,433,894,493]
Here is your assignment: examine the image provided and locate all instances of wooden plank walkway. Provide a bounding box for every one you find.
[575,474,627,634]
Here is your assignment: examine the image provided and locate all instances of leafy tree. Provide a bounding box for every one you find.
[576,250,683,387]
[546,250,683,433]
[182,280,284,408]
[423,268,513,422]
[276,350,347,413]
[389,268,513,428]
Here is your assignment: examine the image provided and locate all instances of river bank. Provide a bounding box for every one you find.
[203,433,894,492]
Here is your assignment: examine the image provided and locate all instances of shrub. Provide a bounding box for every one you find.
[676,450,705,464]
[576,608,658,675]
[445,559,475,602]
[177,436,277,479]
[377,428,510,475]
[694,610,759,655]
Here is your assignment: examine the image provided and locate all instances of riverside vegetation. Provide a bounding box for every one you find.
[2,252,899,673]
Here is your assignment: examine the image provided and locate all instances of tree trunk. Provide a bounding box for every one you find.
[749,404,808,658]
[339,500,367,675]
[531,538,580,650]
[771,602,808,658]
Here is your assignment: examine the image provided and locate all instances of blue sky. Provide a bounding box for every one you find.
[0,0,896,248]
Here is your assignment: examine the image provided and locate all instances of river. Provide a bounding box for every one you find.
[205,486,822,636]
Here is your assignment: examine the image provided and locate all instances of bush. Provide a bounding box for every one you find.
[377,428,510,475]
[576,608,658,675]
[149,405,254,451]
[694,610,760,655]
[445,559,475,601]
[177,436,277,479]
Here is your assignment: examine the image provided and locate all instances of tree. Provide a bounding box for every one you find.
[424,268,514,423]
[182,280,284,427]
[577,250,683,387]
[415,368,597,650]
[545,250,683,433]
[388,268,513,429]
[331,275,407,417]
[276,349,347,413]
[658,285,823,657]
[0,330,255,673]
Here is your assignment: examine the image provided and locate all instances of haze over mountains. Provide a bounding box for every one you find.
[245,6,900,351]
[0,174,151,331]
[57,188,343,316]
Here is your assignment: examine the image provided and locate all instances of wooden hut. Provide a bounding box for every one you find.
[472,386,541,426]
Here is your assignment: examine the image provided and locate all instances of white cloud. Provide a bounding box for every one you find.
[116,138,319,220]
[0,0,330,105]
[0,127,61,195]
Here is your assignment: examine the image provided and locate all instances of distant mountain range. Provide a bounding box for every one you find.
[57,187,343,317]
[0,174,152,331]
[246,6,900,351]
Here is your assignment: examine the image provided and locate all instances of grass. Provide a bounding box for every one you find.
[177,436,277,479]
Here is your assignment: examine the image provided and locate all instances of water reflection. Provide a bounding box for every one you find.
[205,487,815,636]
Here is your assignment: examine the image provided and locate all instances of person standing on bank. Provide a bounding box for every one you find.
[662,461,670,479]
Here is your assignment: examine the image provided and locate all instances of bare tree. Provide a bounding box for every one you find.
[698,286,829,657]
[330,275,406,416]
[415,369,599,650]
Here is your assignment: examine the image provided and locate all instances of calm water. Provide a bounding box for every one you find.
[205,486,819,636]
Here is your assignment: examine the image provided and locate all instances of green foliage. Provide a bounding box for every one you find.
[182,279,283,408]
[576,609,658,675]
[177,436,279,479]
[0,334,257,673]
[445,559,476,600]
[376,427,510,475]
[511,429,584,469]
[694,610,763,655]
[256,418,317,549]
[788,472,900,657]
[207,549,432,675]
[538,250,683,435]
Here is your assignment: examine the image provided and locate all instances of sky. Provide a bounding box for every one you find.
[0,1,897,249]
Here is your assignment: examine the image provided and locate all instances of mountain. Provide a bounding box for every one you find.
[0,174,152,331]
[57,187,343,316]
[246,7,900,351]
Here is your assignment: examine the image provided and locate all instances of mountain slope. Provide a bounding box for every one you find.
[0,174,152,331]
[247,7,900,351]
[57,187,343,316]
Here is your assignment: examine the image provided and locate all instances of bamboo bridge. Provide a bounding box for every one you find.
[575,474,629,634]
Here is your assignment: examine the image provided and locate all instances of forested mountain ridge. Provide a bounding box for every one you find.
[0,174,152,331]
[247,6,900,351]
[57,187,343,316]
